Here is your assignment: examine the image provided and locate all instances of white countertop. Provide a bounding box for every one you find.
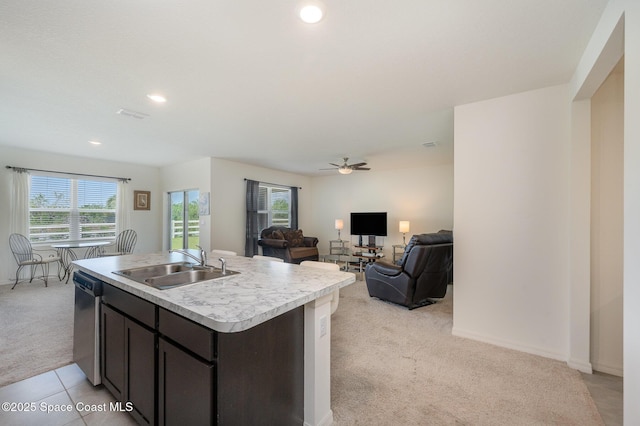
[74,252,356,333]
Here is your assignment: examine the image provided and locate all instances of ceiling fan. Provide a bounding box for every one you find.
[321,157,371,175]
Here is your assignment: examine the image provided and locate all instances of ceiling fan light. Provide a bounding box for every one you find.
[338,166,352,175]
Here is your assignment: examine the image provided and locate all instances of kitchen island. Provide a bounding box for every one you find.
[74,251,356,426]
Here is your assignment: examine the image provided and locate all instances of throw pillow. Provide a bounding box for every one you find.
[283,229,304,247]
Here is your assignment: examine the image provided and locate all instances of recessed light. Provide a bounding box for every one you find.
[89,140,101,145]
[299,1,325,24]
[146,94,167,103]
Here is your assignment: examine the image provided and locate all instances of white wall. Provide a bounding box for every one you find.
[159,157,453,260]
[570,1,640,422]
[210,158,313,256]
[309,165,453,258]
[622,2,640,423]
[453,85,571,360]
[160,157,211,251]
[160,157,313,256]
[590,61,624,376]
[0,146,162,283]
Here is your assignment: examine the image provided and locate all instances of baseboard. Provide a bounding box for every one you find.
[567,358,593,374]
[591,361,623,377]
[304,409,333,426]
[451,327,566,363]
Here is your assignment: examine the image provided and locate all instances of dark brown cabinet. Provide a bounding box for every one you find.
[158,337,214,426]
[216,307,304,426]
[157,306,304,426]
[101,303,125,398]
[98,281,304,426]
[126,317,156,425]
[101,285,156,426]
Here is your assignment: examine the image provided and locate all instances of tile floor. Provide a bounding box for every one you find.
[0,364,624,425]
[0,364,136,426]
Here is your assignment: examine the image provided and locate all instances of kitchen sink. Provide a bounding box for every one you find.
[113,262,239,290]
[144,269,239,289]
[114,262,196,280]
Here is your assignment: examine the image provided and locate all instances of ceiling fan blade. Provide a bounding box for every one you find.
[353,167,371,171]
[348,162,367,168]
[329,163,341,167]
[319,167,338,170]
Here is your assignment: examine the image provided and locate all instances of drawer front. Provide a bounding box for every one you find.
[102,284,155,329]
[158,308,216,361]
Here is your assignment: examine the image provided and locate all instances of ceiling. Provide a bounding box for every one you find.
[0,0,608,176]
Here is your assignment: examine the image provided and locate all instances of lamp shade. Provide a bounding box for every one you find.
[335,219,344,230]
[399,221,410,233]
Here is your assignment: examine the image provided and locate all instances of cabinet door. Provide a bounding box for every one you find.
[158,337,214,426]
[125,318,156,426]
[101,304,125,400]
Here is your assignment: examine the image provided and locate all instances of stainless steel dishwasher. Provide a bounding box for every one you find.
[73,270,103,385]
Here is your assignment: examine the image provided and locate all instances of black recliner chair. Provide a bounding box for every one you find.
[364,232,453,309]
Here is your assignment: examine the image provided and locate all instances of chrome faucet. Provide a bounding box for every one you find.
[169,246,207,267]
[219,257,227,275]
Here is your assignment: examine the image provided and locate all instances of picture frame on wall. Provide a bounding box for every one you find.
[199,192,210,216]
[134,190,151,210]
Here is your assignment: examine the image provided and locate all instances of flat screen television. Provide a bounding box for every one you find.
[350,212,387,236]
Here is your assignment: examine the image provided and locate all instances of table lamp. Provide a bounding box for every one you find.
[399,221,410,245]
[335,219,344,241]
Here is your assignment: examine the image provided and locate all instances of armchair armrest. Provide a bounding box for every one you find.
[303,237,319,247]
[368,260,403,277]
[258,238,289,249]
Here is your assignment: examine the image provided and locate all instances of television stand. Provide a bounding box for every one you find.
[349,244,385,273]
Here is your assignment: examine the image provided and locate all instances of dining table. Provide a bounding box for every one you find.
[51,240,112,282]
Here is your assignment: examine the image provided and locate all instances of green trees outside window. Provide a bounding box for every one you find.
[169,190,199,250]
[29,175,117,243]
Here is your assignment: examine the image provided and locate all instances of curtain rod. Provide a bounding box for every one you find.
[6,165,131,182]
[244,178,301,190]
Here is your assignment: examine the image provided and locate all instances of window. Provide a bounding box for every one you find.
[258,184,291,230]
[168,190,199,250]
[29,174,117,243]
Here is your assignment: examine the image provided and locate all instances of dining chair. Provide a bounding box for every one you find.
[300,260,342,314]
[9,233,60,289]
[101,229,137,256]
[85,245,104,259]
[58,248,78,284]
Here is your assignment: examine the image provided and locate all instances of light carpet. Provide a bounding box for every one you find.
[0,277,604,425]
[0,278,74,387]
[331,282,604,425]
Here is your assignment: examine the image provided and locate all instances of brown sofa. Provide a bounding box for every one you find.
[258,226,319,264]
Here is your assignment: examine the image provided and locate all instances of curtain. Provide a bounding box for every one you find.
[10,168,30,236]
[290,186,298,230]
[116,179,130,233]
[245,179,260,256]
